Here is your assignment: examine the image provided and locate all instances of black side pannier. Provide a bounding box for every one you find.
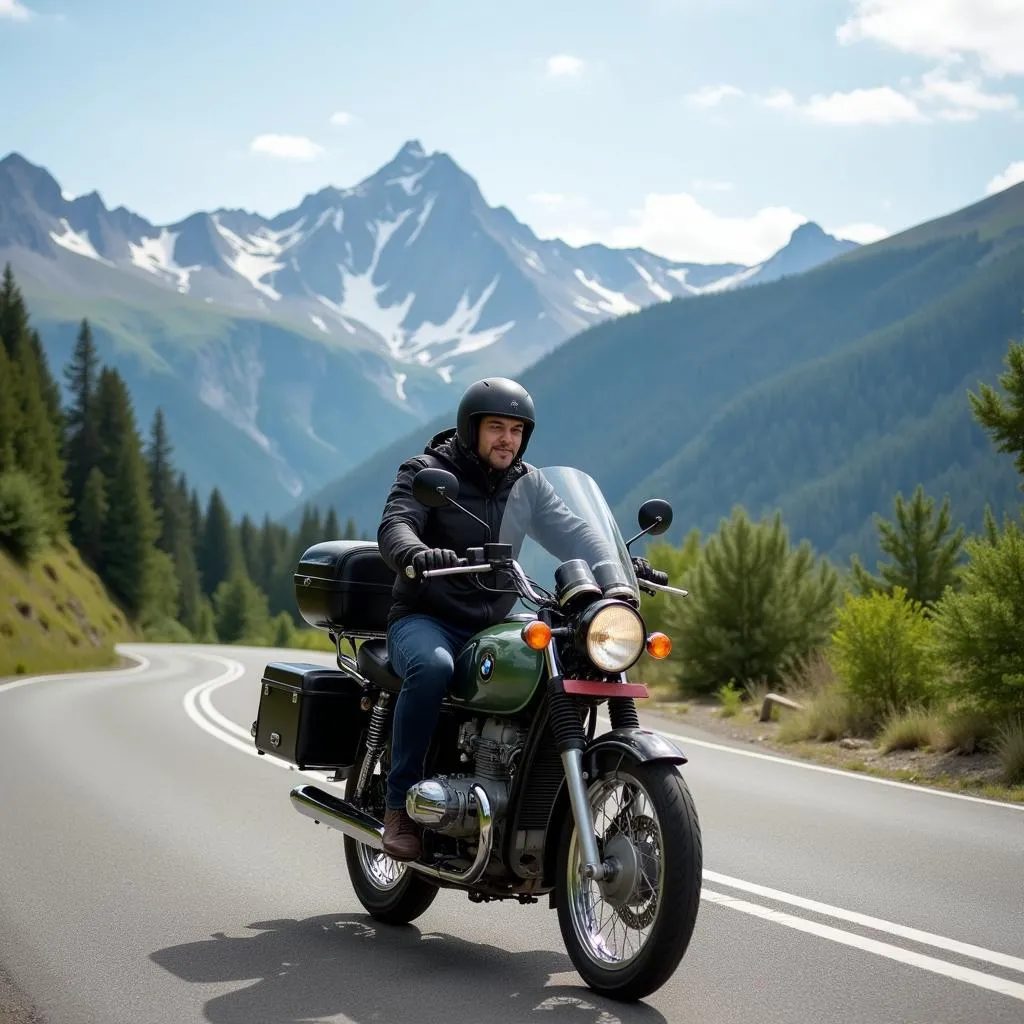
[254,661,370,770]
[294,540,395,637]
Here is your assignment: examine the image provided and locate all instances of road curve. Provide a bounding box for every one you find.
[0,642,1021,1024]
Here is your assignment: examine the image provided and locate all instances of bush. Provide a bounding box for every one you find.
[828,587,942,727]
[931,517,1024,718]
[666,507,840,695]
[0,470,50,564]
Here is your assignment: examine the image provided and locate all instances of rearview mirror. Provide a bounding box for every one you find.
[638,498,673,536]
[412,467,460,508]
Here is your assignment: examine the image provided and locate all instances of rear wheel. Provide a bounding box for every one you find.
[343,739,439,924]
[555,758,702,1002]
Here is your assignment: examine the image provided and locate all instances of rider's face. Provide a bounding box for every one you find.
[477,416,524,469]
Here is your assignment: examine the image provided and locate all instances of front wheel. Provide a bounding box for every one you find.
[554,758,702,1002]
[342,740,439,925]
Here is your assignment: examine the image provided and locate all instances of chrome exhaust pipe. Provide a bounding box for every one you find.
[290,785,385,850]
[290,782,494,887]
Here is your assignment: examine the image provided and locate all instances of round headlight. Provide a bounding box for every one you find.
[584,603,645,673]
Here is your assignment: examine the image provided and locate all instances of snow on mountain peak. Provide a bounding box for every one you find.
[0,143,861,391]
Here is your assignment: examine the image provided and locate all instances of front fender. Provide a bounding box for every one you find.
[584,726,689,771]
[539,727,688,888]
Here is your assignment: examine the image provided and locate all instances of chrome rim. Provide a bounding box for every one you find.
[354,752,407,891]
[566,768,665,970]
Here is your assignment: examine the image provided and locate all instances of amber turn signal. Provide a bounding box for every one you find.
[521,620,552,650]
[646,632,672,659]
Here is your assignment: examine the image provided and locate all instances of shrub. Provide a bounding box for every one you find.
[931,518,1024,718]
[993,716,1024,786]
[0,470,50,564]
[667,507,840,695]
[828,587,942,727]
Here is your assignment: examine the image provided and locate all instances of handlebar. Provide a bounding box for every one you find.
[405,556,687,604]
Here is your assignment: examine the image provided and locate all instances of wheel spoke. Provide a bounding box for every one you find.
[565,769,668,971]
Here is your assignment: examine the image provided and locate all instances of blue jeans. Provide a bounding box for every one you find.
[385,613,475,810]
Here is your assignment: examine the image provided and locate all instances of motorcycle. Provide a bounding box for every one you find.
[252,465,701,1002]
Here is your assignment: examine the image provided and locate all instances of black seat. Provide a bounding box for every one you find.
[357,639,403,693]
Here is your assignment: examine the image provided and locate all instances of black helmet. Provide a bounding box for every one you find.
[457,377,536,460]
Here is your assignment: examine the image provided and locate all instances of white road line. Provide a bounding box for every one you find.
[704,870,1024,975]
[596,714,1024,813]
[702,890,1024,1002]
[187,662,1024,1005]
[182,655,337,784]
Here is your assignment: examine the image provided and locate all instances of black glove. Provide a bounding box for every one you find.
[409,547,461,577]
[632,557,668,586]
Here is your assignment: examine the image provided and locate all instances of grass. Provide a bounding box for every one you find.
[0,539,135,677]
[646,650,1024,806]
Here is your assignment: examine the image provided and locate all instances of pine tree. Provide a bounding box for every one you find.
[145,408,176,549]
[93,367,160,619]
[238,513,262,587]
[198,488,241,597]
[344,516,358,540]
[323,506,340,540]
[968,338,1024,489]
[0,266,66,530]
[0,342,19,473]
[666,506,840,694]
[63,319,103,526]
[77,466,108,568]
[850,485,965,609]
[144,410,204,633]
[30,329,63,434]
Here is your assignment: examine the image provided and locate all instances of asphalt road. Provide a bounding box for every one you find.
[1,642,1022,1024]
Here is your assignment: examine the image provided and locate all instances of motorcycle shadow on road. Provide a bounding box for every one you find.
[149,912,670,1023]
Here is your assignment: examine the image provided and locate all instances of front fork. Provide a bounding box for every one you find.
[544,643,620,882]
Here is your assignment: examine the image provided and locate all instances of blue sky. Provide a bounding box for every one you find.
[1,0,1022,264]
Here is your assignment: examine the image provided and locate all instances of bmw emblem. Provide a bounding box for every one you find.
[479,651,495,681]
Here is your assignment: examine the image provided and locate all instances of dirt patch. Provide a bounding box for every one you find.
[647,694,1021,802]
[0,962,44,1024]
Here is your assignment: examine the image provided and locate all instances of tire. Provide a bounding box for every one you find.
[554,758,702,1002]
[342,739,439,925]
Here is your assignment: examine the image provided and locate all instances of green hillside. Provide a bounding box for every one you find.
[298,181,1024,564]
[0,540,134,677]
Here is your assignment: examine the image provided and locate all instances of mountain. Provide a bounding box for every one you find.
[0,142,856,517]
[298,179,1024,566]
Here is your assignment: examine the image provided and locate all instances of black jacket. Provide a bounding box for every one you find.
[377,428,615,630]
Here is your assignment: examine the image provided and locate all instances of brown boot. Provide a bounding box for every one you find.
[382,807,421,861]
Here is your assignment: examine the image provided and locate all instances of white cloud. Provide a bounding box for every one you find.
[758,65,1017,125]
[685,84,745,107]
[986,161,1024,195]
[831,222,891,243]
[250,134,324,161]
[555,193,810,265]
[837,0,1024,77]
[546,54,585,78]
[802,86,926,124]
[329,111,354,126]
[913,66,1018,120]
[0,0,32,20]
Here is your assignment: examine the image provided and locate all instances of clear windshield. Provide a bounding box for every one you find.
[498,466,638,612]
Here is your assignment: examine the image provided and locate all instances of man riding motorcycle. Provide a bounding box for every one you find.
[376,376,667,860]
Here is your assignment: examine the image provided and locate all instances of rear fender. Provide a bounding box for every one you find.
[540,727,688,888]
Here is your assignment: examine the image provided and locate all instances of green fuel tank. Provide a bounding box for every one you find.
[450,619,545,715]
